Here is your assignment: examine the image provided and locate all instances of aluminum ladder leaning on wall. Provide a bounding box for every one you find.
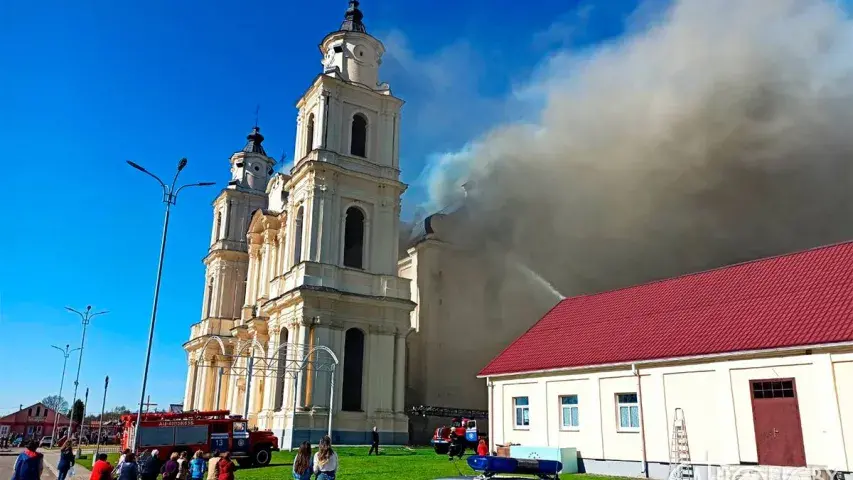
[670,408,694,480]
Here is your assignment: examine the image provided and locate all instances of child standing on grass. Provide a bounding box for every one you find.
[117,453,138,480]
[206,451,220,480]
[89,453,111,480]
[292,442,313,480]
[477,439,489,456]
[177,451,189,480]
[189,451,206,480]
[162,452,179,480]
[216,452,235,480]
[313,436,338,480]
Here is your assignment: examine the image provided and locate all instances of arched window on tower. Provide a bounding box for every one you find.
[350,113,367,157]
[305,114,315,155]
[343,207,365,269]
[342,328,365,411]
[293,206,305,264]
[274,328,288,410]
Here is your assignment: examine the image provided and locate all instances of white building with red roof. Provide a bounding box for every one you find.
[479,241,853,478]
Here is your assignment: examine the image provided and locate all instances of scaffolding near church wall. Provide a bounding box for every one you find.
[194,335,339,449]
[195,337,338,381]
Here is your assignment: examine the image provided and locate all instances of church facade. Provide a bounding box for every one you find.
[182,1,559,447]
[183,2,413,446]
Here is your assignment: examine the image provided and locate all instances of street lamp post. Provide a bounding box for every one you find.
[94,376,109,459]
[78,387,89,458]
[127,158,214,451]
[49,344,81,448]
[65,306,108,447]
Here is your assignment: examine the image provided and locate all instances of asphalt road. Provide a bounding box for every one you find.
[0,450,56,480]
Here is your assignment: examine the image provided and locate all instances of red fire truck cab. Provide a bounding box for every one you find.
[121,410,278,467]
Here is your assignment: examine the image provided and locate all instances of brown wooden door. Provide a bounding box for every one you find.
[750,378,807,467]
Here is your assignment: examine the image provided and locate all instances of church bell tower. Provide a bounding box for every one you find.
[258,0,414,444]
[182,126,274,411]
[184,1,415,444]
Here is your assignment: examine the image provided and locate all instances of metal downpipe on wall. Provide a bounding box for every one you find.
[633,363,649,478]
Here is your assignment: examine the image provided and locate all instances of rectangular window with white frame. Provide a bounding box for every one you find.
[560,395,579,429]
[513,396,530,429]
[617,393,640,430]
[0,425,8,436]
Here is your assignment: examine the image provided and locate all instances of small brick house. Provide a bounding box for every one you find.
[0,402,70,440]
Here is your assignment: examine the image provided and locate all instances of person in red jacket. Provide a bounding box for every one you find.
[89,454,112,480]
[477,439,489,456]
[216,452,235,480]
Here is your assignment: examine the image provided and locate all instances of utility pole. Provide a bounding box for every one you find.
[50,344,80,448]
[65,306,108,445]
[77,387,89,458]
[94,376,109,459]
[127,158,214,451]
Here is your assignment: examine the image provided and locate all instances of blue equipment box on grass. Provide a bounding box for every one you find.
[467,455,563,479]
[509,446,579,474]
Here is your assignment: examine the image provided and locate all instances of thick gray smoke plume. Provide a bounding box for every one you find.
[426,0,853,297]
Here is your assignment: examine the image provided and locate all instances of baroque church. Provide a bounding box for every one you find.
[182,1,556,446]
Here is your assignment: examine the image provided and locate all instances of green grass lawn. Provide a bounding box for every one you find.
[76,447,627,480]
[237,447,626,480]
[75,452,120,470]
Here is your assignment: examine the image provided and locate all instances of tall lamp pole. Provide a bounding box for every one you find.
[49,344,81,448]
[65,306,108,446]
[94,376,109,459]
[78,387,89,458]
[127,158,214,451]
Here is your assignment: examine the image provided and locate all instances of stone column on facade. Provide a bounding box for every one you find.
[294,320,310,409]
[184,357,198,409]
[210,266,222,319]
[196,356,211,410]
[363,217,372,271]
[330,326,344,414]
[306,194,319,263]
[277,228,287,275]
[270,240,279,284]
[228,359,244,414]
[309,326,332,409]
[262,330,280,413]
[380,109,391,165]
[261,231,275,297]
[393,332,407,413]
[245,244,258,306]
[317,90,329,149]
[313,182,327,263]
[214,358,230,410]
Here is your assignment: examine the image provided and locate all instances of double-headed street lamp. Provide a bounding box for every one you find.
[49,344,80,448]
[65,306,108,444]
[127,158,214,450]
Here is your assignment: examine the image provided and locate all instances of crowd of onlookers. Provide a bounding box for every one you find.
[9,435,343,480]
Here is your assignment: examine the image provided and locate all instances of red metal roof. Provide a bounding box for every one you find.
[480,241,853,377]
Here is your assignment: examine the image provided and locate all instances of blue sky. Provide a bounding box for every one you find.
[0,0,640,415]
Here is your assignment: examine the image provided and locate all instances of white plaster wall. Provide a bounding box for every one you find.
[488,351,853,470]
[545,377,595,451]
[599,375,643,461]
[661,370,718,463]
[833,359,853,470]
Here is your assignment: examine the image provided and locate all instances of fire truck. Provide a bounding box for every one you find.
[409,406,488,455]
[121,410,279,467]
